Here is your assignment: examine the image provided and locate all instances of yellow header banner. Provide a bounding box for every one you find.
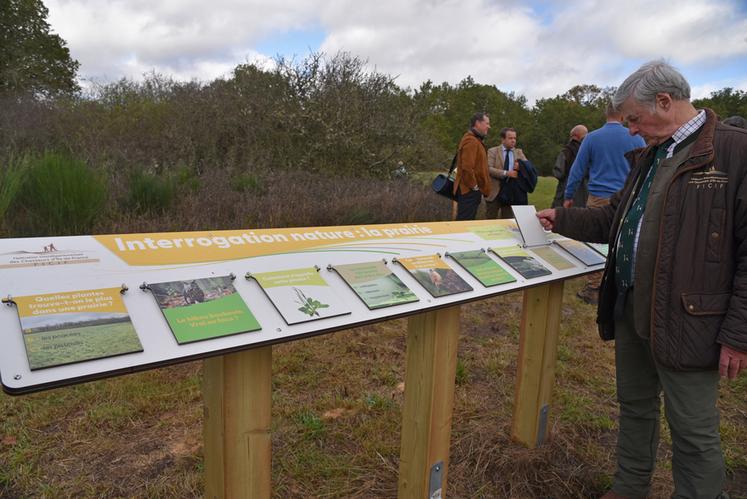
[14,288,128,318]
[94,220,510,266]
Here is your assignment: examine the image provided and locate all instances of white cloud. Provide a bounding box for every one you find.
[46,0,316,81]
[44,0,747,102]
[691,77,747,101]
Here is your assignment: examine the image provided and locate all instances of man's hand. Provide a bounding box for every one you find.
[563,199,574,208]
[536,209,557,231]
[506,170,518,178]
[720,344,747,380]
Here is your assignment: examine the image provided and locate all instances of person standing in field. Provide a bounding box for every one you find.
[552,125,588,208]
[564,103,646,304]
[452,112,491,220]
[485,127,528,219]
[537,60,747,499]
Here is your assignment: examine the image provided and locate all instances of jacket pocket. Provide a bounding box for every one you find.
[681,292,731,316]
[674,292,729,369]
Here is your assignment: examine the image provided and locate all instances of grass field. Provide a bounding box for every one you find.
[528,176,558,209]
[24,322,142,370]
[1,175,745,497]
[414,173,558,211]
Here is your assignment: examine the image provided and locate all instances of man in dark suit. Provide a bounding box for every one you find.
[485,128,528,219]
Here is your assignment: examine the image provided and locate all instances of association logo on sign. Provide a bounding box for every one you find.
[0,243,99,269]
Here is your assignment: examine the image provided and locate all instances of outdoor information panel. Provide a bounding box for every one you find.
[0,216,605,394]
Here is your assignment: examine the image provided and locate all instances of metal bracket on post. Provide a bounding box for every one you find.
[429,461,444,499]
[536,404,549,447]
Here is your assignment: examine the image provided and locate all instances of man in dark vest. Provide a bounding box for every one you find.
[552,124,588,208]
[538,60,747,499]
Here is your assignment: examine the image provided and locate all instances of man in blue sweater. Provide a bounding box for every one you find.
[564,102,646,209]
[565,102,645,304]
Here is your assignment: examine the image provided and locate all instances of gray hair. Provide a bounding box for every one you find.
[612,59,691,110]
[723,115,747,129]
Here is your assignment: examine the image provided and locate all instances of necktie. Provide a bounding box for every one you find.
[504,149,511,172]
[614,138,675,292]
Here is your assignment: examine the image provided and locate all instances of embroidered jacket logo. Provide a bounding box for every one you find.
[689,168,727,189]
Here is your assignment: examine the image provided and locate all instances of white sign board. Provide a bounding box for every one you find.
[0,218,604,394]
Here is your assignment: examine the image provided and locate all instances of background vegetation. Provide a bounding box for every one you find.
[3,51,746,238]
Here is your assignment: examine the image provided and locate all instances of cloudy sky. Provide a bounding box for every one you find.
[45,0,747,103]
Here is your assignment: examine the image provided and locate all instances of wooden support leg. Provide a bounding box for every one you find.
[398,306,461,499]
[203,346,272,499]
[512,281,565,448]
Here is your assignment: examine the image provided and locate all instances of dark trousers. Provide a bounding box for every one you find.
[612,291,724,498]
[455,190,482,220]
[485,198,513,219]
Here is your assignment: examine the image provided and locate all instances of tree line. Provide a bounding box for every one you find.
[2,0,747,180]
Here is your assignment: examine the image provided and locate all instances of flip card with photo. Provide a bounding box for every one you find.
[148,276,261,344]
[530,246,576,271]
[395,254,472,297]
[490,246,552,279]
[467,223,521,242]
[13,288,143,370]
[554,239,607,267]
[446,250,517,287]
[251,267,351,325]
[331,261,419,310]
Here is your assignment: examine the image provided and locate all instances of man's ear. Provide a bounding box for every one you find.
[656,92,672,111]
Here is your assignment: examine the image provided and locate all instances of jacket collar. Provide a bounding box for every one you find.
[631,107,717,171]
[685,108,716,164]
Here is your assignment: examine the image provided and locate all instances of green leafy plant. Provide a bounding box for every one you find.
[0,153,28,233]
[230,172,264,194]
[10,152,107,236]
[293,287,329,317]
[127,170,176,214]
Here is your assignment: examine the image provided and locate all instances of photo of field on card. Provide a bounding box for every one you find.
[14,288,143,370]
[149,276,260,344]
[447,250,517,287]
[395,255,472,298]
[333,261,419,310]
[530,246,576,271]
[554,239,607,267]
[490,246,552,279]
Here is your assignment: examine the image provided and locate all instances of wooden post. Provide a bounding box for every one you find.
[512,281,565,448]
[398,305,461,499]
[203,346,272,499]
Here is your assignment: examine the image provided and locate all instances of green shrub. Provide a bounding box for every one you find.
[10,152,107,236]
[0,153,28,233]
[230,172,264,194]
[340,207,377,225]
[174,164,200,193]
[127,170,176,214]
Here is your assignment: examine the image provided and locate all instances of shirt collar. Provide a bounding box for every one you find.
[664,110,706,158]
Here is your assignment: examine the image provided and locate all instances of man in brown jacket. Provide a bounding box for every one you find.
[538,60,747,499]
[485,127,528,219]
[453,112,491,220]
